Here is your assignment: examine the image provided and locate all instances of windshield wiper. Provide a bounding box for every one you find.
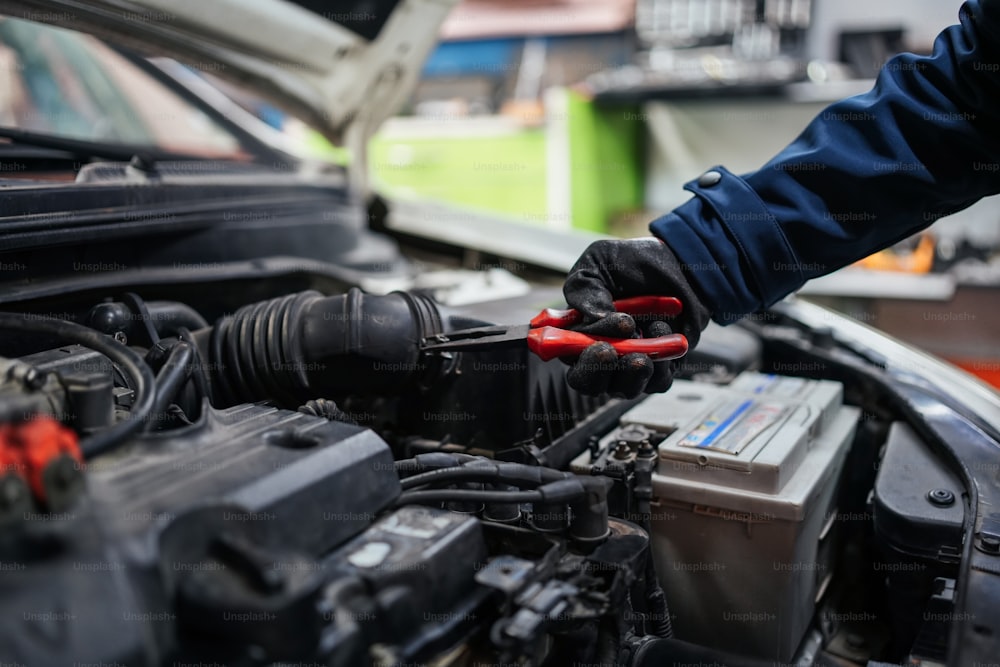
[0,126,205,163]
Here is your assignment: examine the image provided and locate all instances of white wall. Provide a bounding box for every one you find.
[806,0,965,61]
[642,0,1000,245]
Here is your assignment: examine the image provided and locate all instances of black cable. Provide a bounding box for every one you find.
[395,459,423,475]
[394,452,477,476]
[397,478,587,507]
[643,552,673,638]
[400,467,508,490]
[208,318,234,407]
[121,292,159,345]
[146,300,209,334]
[176,327,211,406]
[634,477,673,638]
[400,462,569,491]
[146,341,193,431]
[593,614,621,667]
[397,488,547,506]
[0,312,156,458]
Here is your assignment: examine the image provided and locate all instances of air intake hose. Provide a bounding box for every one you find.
[199,288,444,406]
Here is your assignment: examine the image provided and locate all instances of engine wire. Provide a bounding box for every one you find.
[0,312,156,458]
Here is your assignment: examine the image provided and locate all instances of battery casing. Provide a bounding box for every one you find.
[575,372,858,660]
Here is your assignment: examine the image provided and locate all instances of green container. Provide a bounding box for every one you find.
[366,90,645,233]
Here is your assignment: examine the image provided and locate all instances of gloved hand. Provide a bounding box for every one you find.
[562,238,712,398]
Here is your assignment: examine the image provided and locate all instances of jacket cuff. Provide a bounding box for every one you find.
[649,166,805,324]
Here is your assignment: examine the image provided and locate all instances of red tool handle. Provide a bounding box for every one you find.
[529,296,683,328]
[526,327,688,362]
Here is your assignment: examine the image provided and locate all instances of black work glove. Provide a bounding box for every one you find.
[562,238,712,398]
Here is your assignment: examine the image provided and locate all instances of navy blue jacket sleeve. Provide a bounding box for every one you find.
[649,0,1000,324]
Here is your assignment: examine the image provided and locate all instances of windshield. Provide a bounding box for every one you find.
[0,17,245,158]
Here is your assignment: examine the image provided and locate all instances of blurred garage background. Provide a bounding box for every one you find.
[228,0,1000,386]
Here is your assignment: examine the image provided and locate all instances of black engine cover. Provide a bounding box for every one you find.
[0,403,399,666]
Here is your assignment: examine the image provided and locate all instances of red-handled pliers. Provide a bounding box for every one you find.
[421,296,689,362]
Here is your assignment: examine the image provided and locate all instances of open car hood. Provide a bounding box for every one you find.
[0,0,458,181]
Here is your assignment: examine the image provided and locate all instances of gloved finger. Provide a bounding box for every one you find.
[572,311,637,339]
[608,353,655,399]
[638,319,672,340]
[566,342,618,395]
[557,312,637,367]
[644,360,675,394]
[645,311,702,350]
[639,319,697,361]
[562,278,615,322]
[563,265,617,324]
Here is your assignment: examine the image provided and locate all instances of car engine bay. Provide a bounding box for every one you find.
[0,4,995,661]
[0,274,976,667]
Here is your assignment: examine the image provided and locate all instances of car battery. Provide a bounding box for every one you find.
[571,372,859,661]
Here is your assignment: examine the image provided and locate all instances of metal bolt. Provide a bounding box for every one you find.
[637,439,656,459]
[23,367,47,390]
[980,535,1000,554]
[0,477,23,509]
[927,488,955,507]
[612,442,632,460]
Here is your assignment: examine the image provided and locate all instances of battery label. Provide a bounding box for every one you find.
[678,399,787,454]
[743,374,808,398]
